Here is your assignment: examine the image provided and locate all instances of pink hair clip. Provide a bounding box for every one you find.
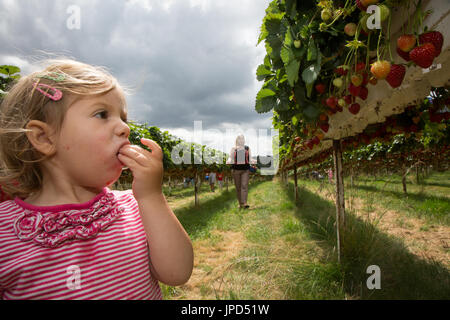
[33,82,63,101]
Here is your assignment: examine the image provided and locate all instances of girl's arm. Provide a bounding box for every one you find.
[137,193,193,286]
[117,138,193,286]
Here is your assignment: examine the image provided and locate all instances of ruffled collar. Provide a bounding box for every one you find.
[13,188,124,248]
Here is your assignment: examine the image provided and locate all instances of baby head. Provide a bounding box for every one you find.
[0,59,130,199]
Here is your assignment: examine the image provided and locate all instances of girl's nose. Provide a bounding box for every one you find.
[117,119,130,138]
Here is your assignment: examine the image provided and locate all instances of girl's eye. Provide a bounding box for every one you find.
[95,111,108,119]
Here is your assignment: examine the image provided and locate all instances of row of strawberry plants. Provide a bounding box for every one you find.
[256,0,446,165]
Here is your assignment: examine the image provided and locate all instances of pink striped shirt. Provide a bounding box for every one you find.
[0,188,162,300]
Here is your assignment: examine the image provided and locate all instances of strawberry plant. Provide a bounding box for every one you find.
[255,0,446,168]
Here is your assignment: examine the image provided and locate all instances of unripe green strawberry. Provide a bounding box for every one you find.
[338,98,346,107]
[344,23,357,36]
[351,74,363,86]
[333,77,343,88]
[321,9,332,21]
[294,39,302,48]
[378,4,390,22]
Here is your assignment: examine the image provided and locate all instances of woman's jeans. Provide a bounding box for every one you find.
[232,169,249,206]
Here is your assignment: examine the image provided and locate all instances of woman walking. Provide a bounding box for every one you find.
[227,134,253,209]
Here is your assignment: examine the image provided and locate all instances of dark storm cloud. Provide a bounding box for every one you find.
[0,0,271,134]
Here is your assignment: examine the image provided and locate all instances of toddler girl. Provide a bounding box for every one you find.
[0,59,193,300]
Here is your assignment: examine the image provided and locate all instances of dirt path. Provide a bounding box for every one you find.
[166,191,246,299]
[178,230,246,299]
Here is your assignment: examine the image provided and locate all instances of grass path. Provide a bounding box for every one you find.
[161,173,450,300]
[299,172,450,269]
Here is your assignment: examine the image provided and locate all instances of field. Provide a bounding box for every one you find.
[160,171,450,300]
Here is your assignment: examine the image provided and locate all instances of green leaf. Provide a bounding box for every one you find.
[258,23,269,45]
[0,65,21,76]
[301,63,319,84]
[255,96,277,114]
[264,13,285,35]
[286,59,300,87]
[284,26,293,47]
[285,0,297,18]
[256,64,273,81]
[303,104,320,120]
[307,39,317,61]
[256,88,276,100]
[280,46,293,65]
[264,55,272,68]
[293,85,306,104]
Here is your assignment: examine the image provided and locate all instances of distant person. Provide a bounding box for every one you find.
[209,172,216,192]
[216,171,224,191]
[227,134,254,209]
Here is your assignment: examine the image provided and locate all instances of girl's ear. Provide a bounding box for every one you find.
[25,120,57,156]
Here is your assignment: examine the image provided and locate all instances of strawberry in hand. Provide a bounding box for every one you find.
[117,138,164,200]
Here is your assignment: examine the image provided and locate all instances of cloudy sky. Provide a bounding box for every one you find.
[0,0,275,156]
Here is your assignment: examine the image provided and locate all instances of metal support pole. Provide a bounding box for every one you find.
[293,164,299,202]
[333,140,345,264]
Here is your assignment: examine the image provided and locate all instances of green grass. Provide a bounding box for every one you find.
[160,172,450,300]
[346,171,450,225]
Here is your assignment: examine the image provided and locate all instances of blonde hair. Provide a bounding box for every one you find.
[0,59,124,199]
[235,134,245,147]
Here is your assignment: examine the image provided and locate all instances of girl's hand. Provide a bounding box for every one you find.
[117,138,164,200]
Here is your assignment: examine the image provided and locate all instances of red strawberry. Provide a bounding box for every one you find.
[320,123,329,133]
[359,86,368,100]
[419,31,443,56]
[348,83,361,97]
[385,64,406,88]
[349,103,361,115]
[356,0,367,11]
[319,113,328,122]
[397,34,416,52]
[344,94,353,105]
[396,46,411,61]
[335,66,348,76]
[326,96,338,109]
[356,62,366,72]
[361,71,369,86]
[315,83,326,95]
[409,43,436,68]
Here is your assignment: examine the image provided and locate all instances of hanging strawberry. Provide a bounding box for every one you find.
[409,43,436,68]
[419,31,443,57]
[385,64,406,89]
